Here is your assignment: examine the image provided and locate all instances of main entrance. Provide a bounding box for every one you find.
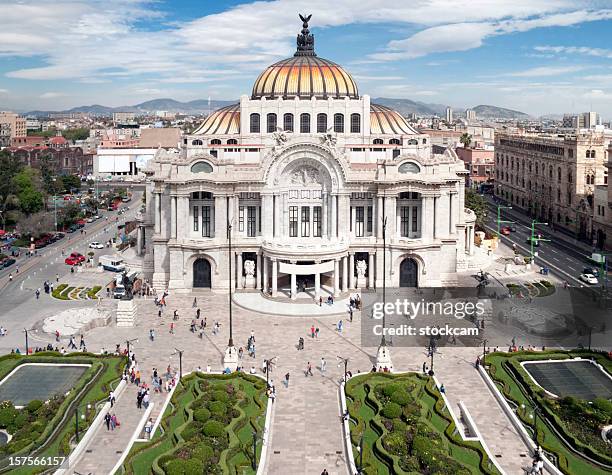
[193,258,211,288]
[399,258,418,287]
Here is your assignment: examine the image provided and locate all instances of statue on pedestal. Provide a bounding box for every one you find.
[244,260,256,289]
[356,260,367,288]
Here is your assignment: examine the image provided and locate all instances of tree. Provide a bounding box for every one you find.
[16,211,53,237]
[62,128,90,142]
[57,202,81,229]
[0,151,23,200]
[12,169,44,215]
[465,189,487,228]
[460,133,472,148]
[61,175,82,193]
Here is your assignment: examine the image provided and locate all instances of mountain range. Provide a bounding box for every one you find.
[22,97,530,119]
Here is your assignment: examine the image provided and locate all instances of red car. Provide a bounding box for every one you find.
[64,252,85,265]
[500,226,511,235]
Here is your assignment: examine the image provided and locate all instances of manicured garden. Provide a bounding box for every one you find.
[506,279,555,298]
[121,372,268,475]
[345,372,501,475]
[0,353,124,474]
[485,350,612,475]
[51,283,101,300]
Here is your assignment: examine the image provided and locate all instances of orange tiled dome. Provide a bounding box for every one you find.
[251,55,359,100]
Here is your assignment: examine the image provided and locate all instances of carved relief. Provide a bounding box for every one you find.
[290,166,321,185]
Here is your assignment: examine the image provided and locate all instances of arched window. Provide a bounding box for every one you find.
[210,139,221,145]
[227,139,237,145]
[407,138,418,145]
[389,138,401,145]
[558,167,562,181]
[549,165,553,179]
[267,113,277,133]
[586,150,591,158]
[249,113,260,133]
[300,113,310,133]
[191,139,203,146]
[350,113,360,133]
[316,113,327,133]
[373,138,384,145]
[283,113,294,132]
[191,161,213,173]
[591,150,596,158]
[333,113,344,133]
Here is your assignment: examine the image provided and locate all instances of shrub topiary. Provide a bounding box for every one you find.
[212,390,229,402]
[382,383,403,397]
[381,402,402,419]
[191,443,214,462]
[383,431,408,456]
[390,391,411,406]
[26,400,43,413]
[193,408,211,422]
[208,401,226,416]
[202,420,225,438]
[0,404,17,428]
[165,458,204,475]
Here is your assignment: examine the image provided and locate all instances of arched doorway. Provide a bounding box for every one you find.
[399,258,418,287]
[193,258,211,288]
[596,229,606,250]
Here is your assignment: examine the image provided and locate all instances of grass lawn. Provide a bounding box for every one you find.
[0,353,124,474]
[486,350,612,475]
[345,372,501,475]
[121,372,268,475]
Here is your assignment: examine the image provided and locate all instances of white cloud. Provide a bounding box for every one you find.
[506,65,585,77]
[40,92,66,99]
[535,45,612,58]
[0,89,8,94]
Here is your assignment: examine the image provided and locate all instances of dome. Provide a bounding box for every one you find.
[252,56,358,100]
[251,14,358,100]
[193,103,240,135]
[370,104,418,135]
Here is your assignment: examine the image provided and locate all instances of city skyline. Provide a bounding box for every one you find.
[1,0,612,116]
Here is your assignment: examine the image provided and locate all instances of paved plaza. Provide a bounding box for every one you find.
[20,286,550,475]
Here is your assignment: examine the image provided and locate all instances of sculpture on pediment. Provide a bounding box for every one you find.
[290,166,320,186]
[320,130,337,148]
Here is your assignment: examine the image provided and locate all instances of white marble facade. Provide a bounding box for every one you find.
[140,21,476,295]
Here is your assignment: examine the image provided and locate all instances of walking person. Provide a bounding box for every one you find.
[285,372,290,387]
[320,357,326,373]
[109,390,116,408]
[170,322,174,334]
[104,412,112,430]
[305,361,313,377]
[311,325,315,338]
[149,329,155,341]
[192,297,197,308]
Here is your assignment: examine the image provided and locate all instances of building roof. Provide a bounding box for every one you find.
[370,104,418,135]
[192,104,240,135]
[49,135,68,145]
[139,127,182,148]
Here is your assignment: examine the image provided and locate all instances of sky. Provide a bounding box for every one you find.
[1,0,612,116]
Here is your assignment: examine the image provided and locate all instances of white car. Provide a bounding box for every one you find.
[89,241,104,249]
[580,273,599,285]
[86,217,95,223]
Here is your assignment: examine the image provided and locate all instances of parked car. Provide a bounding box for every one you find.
[64,252,85,265]
[67,226,77,233]
[500,226,511,235]
[579,273,598,285]
[86,217,95,223]
[89,241,104,249]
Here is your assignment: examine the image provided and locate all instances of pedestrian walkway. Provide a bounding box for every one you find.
[233,291,352,316]
[59,292,547,474]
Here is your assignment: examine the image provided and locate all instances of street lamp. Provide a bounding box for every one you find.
[74,403,92,442]
[172,348,184,382]
[428,337,435,376]
[482,339,488,367]
[529,220,549,264]
[52,178,58,232]
[23,328,35,356]
[375,211,393,371]
[264,357,277,389]
[223,219,238,371]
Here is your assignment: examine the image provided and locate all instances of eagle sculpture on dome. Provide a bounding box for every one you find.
[296,14,315,55]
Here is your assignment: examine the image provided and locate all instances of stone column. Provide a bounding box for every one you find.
[376,195,383,239]
[386,195,396,238]
[170,195,177,239]
[339,195,350,238]
[282,193,289,238]
[449,193,457,234]
[322,192,328,238]
[330,194,337,238]
[364,204,370,237]
[434,195,442,239]
[271,259,278,297]
[136,226,143,256]
[468,226,475,255]
[262,255,268,293]
[214,195,227,239]
[273,194,281,238]
[290,272,297,300]
[155,192,161,234]
[333,259,340,296]
[262,194,273,239]
[236,252,243,289]
[342,255,348,292]
[314,271,320,300]
[422,196,435,241]
[368,252,375,288]
[348,253,355,289]
[257,253,263,290]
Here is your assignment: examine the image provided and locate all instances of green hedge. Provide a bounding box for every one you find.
[486,350,612,475]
